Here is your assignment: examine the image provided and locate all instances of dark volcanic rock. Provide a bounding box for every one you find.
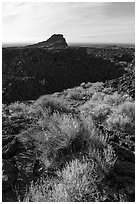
[110,142,135,163]
[105,142,135,201]
[2,133,37,201]
[2,136,24,159]
[2,46,125,104]
[2,158,19,202]
[2,158,18,190]
[98,141,135,201]
[27,34,68,49]
[105,60,135,98]
[2,135,15,147]
[114,160,134,177]
[33,159,45,178]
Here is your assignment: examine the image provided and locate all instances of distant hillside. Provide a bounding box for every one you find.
[3,46,124,103]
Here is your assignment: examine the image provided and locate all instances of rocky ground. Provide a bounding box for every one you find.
[105,60,135,99]
[2,68,135,201]
[2,36,135,201]
[2,116,135,201]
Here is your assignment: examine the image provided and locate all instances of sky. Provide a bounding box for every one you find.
[2,2,135,44]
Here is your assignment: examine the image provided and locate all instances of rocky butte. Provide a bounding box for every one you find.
[27,34,68,49]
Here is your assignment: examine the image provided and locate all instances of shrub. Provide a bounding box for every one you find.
[84,89,95,98]
[66,90,83,100]
[80,82,86,88]
[102,87,114,94]
[32,112,86,169]
[87,126,107,151]
[23,159,101,202]
[92,92,106,103]
[91,104,112,124]
[8,102,27,113]
[85,81,104,90]
[24,153,117,202]
[23,179,54,202]
[81,113,108,150]
[34,95,73,114]
[23,147,117,202]
[89,144,116,174]
[54,159,100,202]
[79,99,95,113]
[90,82,104,92]
[66,86,87,101]
[80,91,134,134]
[106,101,135,134]
[104,92,133,106]
[80,100,112,125]
[85,82,92,88]
[116,101,135,120]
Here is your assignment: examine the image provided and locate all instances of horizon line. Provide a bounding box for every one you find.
[2,41,135,46]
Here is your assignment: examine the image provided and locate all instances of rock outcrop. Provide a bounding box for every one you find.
[27,34,68,49]
[101,142,135,201]
[105,60,135,98]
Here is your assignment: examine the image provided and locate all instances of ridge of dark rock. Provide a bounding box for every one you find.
[105,60,135,98]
